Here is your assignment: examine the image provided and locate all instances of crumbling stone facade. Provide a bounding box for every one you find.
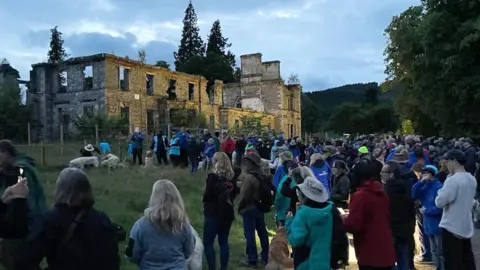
[27,52,301,141]
[223,53,302,137]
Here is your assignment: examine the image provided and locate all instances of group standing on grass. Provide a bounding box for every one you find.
[0,132,479,270]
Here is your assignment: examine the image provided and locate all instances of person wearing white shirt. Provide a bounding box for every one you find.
[435,149,476,270]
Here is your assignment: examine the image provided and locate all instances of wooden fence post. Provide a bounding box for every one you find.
[27,123,31,154]
[40,140,45,167]
[60,124,64,156]
[95,124,99,146]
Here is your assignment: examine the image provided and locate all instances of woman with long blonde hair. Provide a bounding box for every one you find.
[126,179,195,270]
[203,152,238,270]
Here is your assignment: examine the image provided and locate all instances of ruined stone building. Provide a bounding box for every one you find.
[26,53,301,141]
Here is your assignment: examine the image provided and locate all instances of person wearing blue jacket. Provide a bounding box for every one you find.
[309,153,332,195]
[288,140,300,161]
[202,138,216,171]
[131,127,145,165]
[286,176,333,270]
[411,165,444,270]
[168,131,181,167]
[408,145,431,167]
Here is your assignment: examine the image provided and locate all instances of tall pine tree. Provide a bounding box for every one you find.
[206,20,235,69]
[202,20,237,96]
[174,1,204,72]
[47,26,69,63]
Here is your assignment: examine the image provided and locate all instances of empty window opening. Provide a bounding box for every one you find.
[83,105,94,117]
[119,67,130,90]
[146,74,154,95]
[235,98,242,108]
[209,86,215,104]
[168,79,177,100]
[146,110,155,133]
[83,65,93,90]
[288,95,294,110]
[120,106,130,134]
[290,124,294,138]
[59,71,67,93]
[188,83,195,101]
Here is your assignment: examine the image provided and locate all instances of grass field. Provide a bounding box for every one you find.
[17,143,435,270]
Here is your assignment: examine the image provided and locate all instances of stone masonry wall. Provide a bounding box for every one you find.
[103,55,222,132]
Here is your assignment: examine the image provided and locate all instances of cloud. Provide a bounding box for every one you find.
[0,0,420,91]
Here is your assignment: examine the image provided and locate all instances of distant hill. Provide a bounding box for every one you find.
[301,82,402,132]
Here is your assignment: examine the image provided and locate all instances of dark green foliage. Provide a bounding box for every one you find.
[47,26,68,63]
[0,59,20,78]
[301,82,398,133]
[0,76,31,141]
[74,114,129,138]
[174,2,204,72]
[325,102,399,134]
[154,60,170,69]
[384,0,480,137]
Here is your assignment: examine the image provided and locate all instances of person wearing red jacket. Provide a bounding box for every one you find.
[342,158,396,270]
[221,132,235,161]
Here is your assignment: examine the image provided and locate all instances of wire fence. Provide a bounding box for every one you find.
[2,123,215,168]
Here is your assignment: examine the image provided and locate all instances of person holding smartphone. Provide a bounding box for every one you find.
[0,178,29,238]
[0,140,47,270]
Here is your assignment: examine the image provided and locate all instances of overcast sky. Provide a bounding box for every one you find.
[0,0,419,91]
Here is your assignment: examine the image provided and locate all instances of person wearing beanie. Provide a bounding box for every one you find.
[412,165,444,270]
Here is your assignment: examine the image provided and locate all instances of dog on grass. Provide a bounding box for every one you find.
[69,156,99,170]
[143,151,155,168]
[265,226,293,270]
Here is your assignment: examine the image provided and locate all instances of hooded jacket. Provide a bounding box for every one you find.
[275,175,292,222]
[286,201,333,270]
[411,179,443,236]
[343,180,395,267]
[309,160,332,195]
[408,151,431,167]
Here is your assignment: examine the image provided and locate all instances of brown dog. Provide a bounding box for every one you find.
[265,226,294,270]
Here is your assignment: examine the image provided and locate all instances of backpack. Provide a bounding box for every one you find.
[330,207,349,269]
[255,173,275,213]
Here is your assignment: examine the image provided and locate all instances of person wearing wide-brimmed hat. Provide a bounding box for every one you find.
[237,153,270,267]
[79,144,99,157]
[285,176,336,270]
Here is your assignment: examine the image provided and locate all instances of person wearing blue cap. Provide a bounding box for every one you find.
[412,165,444,270]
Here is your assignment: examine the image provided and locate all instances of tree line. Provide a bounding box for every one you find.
[301,83,399,134]
[384,0,480,138]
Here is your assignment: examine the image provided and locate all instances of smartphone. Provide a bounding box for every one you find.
[337,207,346,215]
[5,166,21,186]
[18,168,24,183]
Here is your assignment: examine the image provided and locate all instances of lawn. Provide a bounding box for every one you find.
[18,143,434,270]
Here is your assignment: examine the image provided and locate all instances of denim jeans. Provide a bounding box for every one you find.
[394,238,410,270]
[203,217,232,270]
[429,234,444,270]
[416,209,431,261]
[190,158,199,174]
[241,207,269,264]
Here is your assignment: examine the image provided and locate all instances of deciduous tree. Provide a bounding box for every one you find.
[384,1,480,137]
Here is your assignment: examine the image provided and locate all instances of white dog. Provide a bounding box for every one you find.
[100,154,120,169]
[69,156,99,169]
[186,225,203,270]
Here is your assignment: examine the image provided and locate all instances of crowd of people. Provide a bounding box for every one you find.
[0,131,479,270]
